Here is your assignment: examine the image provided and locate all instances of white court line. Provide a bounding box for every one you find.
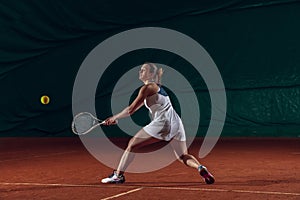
[0,151,78,163]
[1,182,299,197]
[151,186,300,196]
[100,188,143,200]
[0,150,26,155]
[0,182,104,188]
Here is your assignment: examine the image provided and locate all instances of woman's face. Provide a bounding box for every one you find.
[139,64,153,82]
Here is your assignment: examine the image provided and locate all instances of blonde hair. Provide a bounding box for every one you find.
[146,62,164,85]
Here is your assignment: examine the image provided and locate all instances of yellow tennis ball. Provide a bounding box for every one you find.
[40,95,50,105]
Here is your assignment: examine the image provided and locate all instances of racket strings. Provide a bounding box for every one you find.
[73,114,97,135]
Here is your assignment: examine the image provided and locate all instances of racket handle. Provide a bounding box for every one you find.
[112,120,118,125]
[101,119,118,125]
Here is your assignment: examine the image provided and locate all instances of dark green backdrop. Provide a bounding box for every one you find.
[1,0,300,136]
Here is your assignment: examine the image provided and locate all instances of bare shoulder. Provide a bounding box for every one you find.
[140,83,159,96]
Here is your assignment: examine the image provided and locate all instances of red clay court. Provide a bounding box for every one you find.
[0,137,299,200]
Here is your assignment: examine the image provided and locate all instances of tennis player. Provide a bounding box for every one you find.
[101,63,215,184]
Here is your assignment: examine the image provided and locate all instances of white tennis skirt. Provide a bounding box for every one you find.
[143,109,186,141]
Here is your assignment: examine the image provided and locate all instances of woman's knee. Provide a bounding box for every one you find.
[179,154,194,162]
[178,153,187,160]
[126,138,140,152]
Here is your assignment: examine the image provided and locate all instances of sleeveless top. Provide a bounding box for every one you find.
[143,85,186,141]
[144,86,171,119]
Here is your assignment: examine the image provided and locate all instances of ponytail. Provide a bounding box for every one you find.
[156,68,163,85]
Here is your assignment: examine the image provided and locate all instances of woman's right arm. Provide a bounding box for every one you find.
[104,85,154,125]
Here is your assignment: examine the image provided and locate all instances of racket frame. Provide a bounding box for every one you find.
[71,112,105,135]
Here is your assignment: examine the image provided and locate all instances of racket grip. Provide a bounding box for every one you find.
[102,119,118,125]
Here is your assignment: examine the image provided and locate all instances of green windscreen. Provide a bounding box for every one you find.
[1,0,300,137]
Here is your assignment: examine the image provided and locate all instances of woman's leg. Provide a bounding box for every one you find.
[170,139,201,169]
[171,139,215,184]
[116,129,160,175]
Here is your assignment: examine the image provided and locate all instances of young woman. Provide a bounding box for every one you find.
[101,63,214,184]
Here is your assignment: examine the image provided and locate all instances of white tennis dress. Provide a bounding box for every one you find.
[143,85,186,141]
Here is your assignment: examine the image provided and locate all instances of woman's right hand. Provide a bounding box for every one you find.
[104,116,118,126]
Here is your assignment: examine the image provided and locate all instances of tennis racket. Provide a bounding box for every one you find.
[72,112,116,135]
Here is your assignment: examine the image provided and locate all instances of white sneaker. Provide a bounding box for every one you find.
[101,171,125,184]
